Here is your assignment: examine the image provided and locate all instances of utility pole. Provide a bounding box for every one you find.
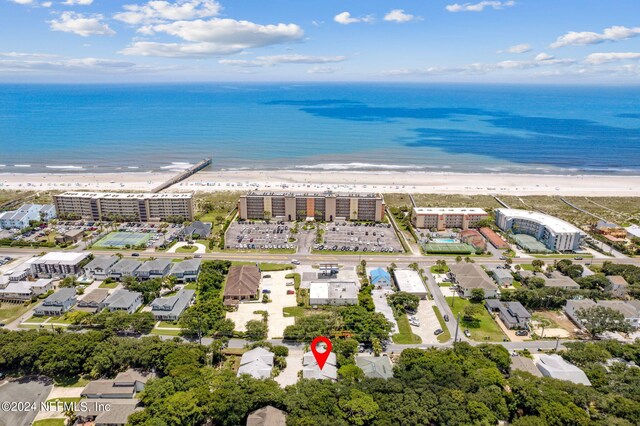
[554,336,560,352]
[197,316,202,346]
[454,312,461,343]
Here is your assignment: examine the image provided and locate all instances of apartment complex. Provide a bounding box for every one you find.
[495,208,586,252]
[0,203,56,230]
[53,191,194,222]
[238,192,385,222]
[411,207,488,230]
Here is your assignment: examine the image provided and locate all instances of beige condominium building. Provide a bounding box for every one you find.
[238,192,385,222]
[53,192,194,222]
[412,207,488,230]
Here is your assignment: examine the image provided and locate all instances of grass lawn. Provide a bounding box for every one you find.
[183,282,197,290]
[158,321,179,328]
[445,297,507,342]
[392,314,422,344]
[430,265,450,274]
[438,281,452,287]
[23,315,48,324]
[48,316,74,325]
[98,281,119,289]
[531,254,593,259]
[511,280,522,288]
[176,245,198,253]
[520,264,534,271]
[432,306,452,343]
[54,376,90,387]
[0,302,36,324]
[33,419,66,426]
[531,312,559,328]
[283,306,306,318]
[151,328,182,336]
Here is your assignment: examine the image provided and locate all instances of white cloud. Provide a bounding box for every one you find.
[0,56,149,74]
[9,0,52,6]
[585,52,640,64]
[446,1,515,12]
[8,0,35,4]
[114,0,221,25]
[334,12,374,25]
[534,52,554,61]
[307,66,341,74]
[383,9,420,23]
[550,26,640,48]
[499,43,531,54]
[120,42,243,57]
[63,0,93,5]
[0,52,60,59]
[49,12,115,37]
[41,1,52,6]
[219,54,346,67]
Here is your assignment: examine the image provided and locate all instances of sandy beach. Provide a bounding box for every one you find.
[2,170,640,197]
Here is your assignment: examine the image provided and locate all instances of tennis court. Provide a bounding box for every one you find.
[423,242,475,254]
[94,231,152,248]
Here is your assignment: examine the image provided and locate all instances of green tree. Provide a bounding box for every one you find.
[470,288,485,303]
[577,306,633,339]
[338,389,380,426]
[245,319,268,341]
[338,364,365,382]
[388,291,420,314]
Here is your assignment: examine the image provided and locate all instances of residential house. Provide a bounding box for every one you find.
[459,229,486,251]
[486,299,531,329]
[0,203,53,230]
[369,267,392,288]
[108,259,143,281]
[565,299,640,330]
[510,356,543,377]
[594,220,627,239]
[545,271,580,290]
[237,347,274,379]
[150,289,195,321]
[77,401,141,426]
[223,265,261,306]
[30,252,89,278]
[608,275,629,299]
[170,259,201,282]
[449,263,499,298]
[487,266,514,287]
[81,369,154,399]
[534,354,591,385]
[77,289,110,313]
[33,288,76,316]
[55,229,84,245]
[302,351,337,381]
[135,258,173,280]
[309,281,359,306]
[84,255,119,280]
[178,221,212,241]
[246,406,287,426]
[29,278,54,296]
[0,279,53,302]
[356,356,394,379]
[101,289,144,314]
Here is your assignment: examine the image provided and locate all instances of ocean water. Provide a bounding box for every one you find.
[0,83,639,174]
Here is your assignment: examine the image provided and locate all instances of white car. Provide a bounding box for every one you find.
[291,259,300,265]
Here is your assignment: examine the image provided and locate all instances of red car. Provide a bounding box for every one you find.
[287,290,295,295]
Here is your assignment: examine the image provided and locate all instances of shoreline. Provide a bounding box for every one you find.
[2,170,640,196]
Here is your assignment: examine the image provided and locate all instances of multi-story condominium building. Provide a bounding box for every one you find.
[30,252,89,278]
[238,192,385,222]
[411,207,488,230]
[495,208,586,252]
[53,191,194,222]
[0,203,56,230]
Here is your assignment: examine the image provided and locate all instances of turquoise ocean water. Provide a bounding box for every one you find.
[1,83,639,174]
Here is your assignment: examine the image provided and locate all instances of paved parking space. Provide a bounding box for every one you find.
[275,348,304,387]
[226,221,296,250]
[315,221,403,253]
[372,289,397,333]
[226,270,296,338]
[0,378,52,426]
[33,385,83,423]
[409,300,440,344]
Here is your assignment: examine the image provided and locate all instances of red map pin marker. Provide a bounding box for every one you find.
[310,336,332,370]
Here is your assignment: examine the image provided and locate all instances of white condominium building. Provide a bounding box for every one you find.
[411,207,488,230]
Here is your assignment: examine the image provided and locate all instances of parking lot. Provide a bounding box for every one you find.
[226,270,297,338]
[0,377,52,426]
[314,222,404,253]
[408,300,441,344]
[225,221,296,251]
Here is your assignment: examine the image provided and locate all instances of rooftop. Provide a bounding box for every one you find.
[302,351,337,380]
[33,252,88,264]
[137,258,173,273]
[224,265,261,299]
[534,354,591,386]
[237,347,274,379]
[171,259,202,274]
[244,191,382,199]
[246,406,287,426]
[413,207,486,214]
[356,356,394,379]
[57,191,193,200]
[393,268,427,294]
[84,255,119,271]
[309,281,359,302]
[103,289,142,309]
[496,208,585,234]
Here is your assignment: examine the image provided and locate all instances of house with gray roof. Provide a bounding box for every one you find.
[487,266,514,287]
[510,356,543,377]
[534,354,591,385]
[302,351,337,381]
[84,255,119,280]
[237,347,274,379]
[545,271,580,289]
[0,279,53,301]
[77,289,110,313]
[76,399,141,426]
[565,299,640,330]
[449,263,498,298]
[170,259,201,282]
[150,289,195,321]
[34,288,76,316]
[608,275,629,299]
[486,299,531,329]
[80,369,153,399]
[101,289,143,314]
[356,356,394,379]
[178,221,212,241]
[135,258,173,280]
[246,406,287,426]
[108,259,143,281]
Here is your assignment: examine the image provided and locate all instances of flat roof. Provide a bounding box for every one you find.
[393,269,427,294]
[34,252,88,264]
[56,191,193,199]
[244,191,382,199]
[413,207,487,214]
[496,208,584,234]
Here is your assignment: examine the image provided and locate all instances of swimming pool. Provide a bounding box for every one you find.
[431,238,458,244]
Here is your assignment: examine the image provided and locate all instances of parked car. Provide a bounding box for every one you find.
[499,256,507,260]
[286,282,294,286]
[287,290,295,295]
[515,330,529,336]
[443,314,449,322]
[263,274,271,278]
[262,289,271,294]
[131,253,140,257]
[291,259,300,265]
[194,254,202,258]
[574,256,583,260]
[464,329,471,338]
[434,328,444,336]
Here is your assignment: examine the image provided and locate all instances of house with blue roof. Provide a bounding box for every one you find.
[369,268,392,288]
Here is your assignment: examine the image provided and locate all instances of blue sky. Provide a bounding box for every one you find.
[1,0,640,82]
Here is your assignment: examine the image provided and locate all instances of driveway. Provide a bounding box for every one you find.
[372,289,397,333]
[33,385,83,423]
[226,270,296,338]
[409,300,440,344]
[168,241,206,254]
[275,348,304,387]
[0,377,53,426]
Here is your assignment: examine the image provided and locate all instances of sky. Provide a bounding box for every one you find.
[1,0,640,83]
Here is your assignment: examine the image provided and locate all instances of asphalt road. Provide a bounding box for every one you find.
[0,377,52,426]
